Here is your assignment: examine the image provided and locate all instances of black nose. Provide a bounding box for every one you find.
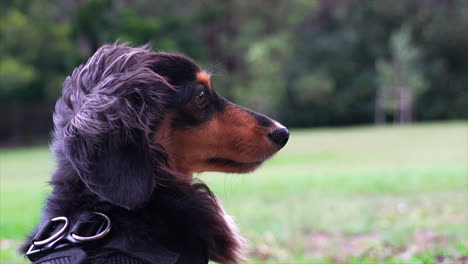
[268,127,289,148]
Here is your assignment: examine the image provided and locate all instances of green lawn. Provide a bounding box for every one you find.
[1,122,467,263]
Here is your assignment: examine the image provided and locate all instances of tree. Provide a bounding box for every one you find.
[375,26,426,124]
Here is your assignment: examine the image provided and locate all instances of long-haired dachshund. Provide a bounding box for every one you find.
[21,44,289,264]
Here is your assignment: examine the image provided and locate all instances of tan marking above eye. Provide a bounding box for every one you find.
[196,71,211,89]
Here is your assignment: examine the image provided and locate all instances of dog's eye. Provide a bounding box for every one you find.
[195,90,208,107]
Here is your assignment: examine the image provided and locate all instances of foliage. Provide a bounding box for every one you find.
[284,0,468,126]
[1,0,467,143]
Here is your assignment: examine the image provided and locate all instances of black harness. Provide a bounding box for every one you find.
[26,212,181,264]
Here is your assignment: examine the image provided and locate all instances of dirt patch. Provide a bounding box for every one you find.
[305,230,464,263]
[0,239,19,250]
[307,232,386,262]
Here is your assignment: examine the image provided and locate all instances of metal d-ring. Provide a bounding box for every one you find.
[33,216,69,247]
[71,212,111,241]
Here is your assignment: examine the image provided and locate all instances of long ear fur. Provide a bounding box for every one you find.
[63,94,155,209]
[60,44,175,209]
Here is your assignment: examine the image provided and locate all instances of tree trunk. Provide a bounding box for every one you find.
[375,86,385,124]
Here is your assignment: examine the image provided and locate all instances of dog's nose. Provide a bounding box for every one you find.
[268,127,289,148]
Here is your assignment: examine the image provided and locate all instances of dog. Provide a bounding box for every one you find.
[21,44,289,264]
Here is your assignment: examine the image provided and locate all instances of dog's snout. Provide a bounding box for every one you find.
[268,127,289,148]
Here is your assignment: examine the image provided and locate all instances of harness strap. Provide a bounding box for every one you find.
[28,212,181,264]
[30,226,180,264]
[31,248,87,264]
[30,240,180,264]
[102,232,180,264]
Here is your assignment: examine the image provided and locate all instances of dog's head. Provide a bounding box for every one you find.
[55,44,289,210]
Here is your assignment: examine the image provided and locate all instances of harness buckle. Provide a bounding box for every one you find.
[71,212,111,242]
[26,212,112,262]
[27,216,69,258]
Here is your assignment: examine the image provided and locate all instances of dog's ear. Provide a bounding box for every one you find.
[62,94,153,209]
[61,68,174,210]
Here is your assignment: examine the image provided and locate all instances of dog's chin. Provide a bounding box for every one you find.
[206,157,265,173]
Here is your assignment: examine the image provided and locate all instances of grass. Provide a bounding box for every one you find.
[1,121,467,263]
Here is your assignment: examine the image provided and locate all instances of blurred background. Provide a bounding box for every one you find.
[0,0,467,263]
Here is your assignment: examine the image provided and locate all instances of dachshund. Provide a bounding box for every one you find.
[21,43,289,264]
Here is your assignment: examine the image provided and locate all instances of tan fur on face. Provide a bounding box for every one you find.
[155,104,277,177]
[196,71,211,89]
